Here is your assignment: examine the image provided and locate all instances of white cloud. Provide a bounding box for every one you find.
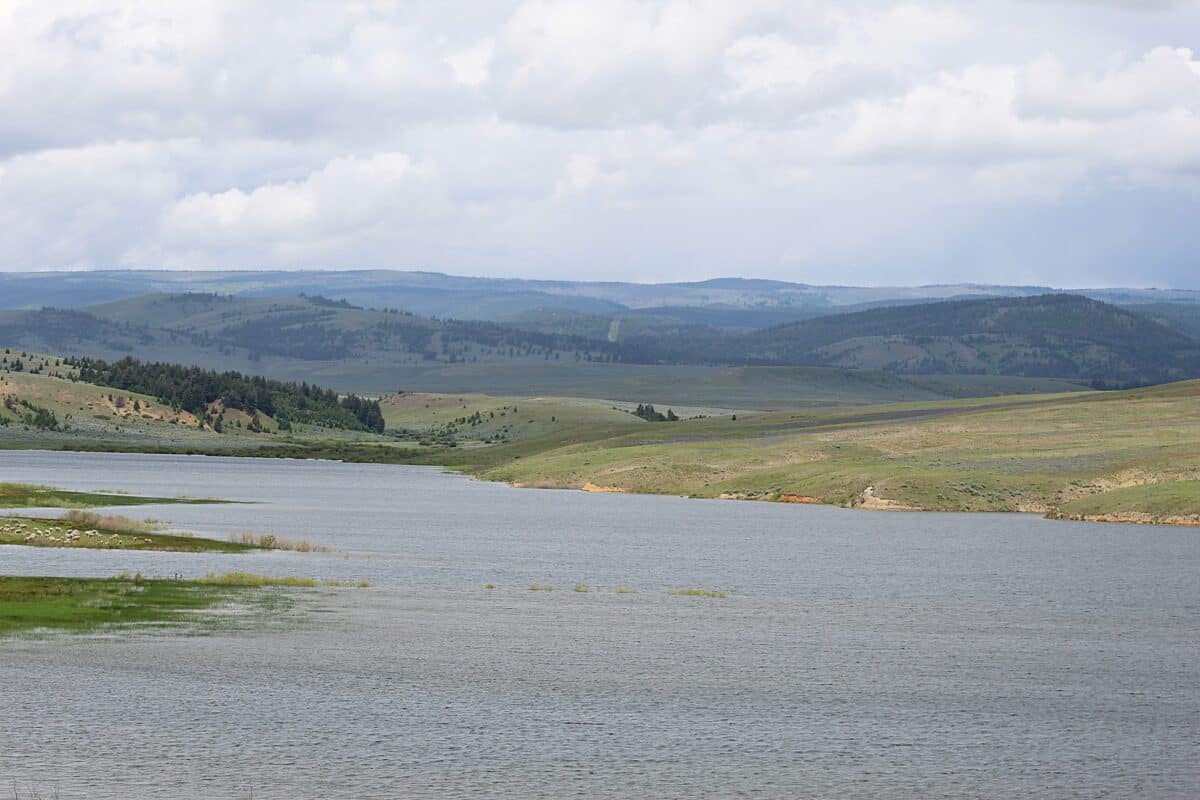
[1018,46,1200,119]
[446,39,495,87]
[1,0,1199,285]
[141,152,435,266]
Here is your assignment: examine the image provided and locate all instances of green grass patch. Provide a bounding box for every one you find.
[0,573,368,637]
[1057,480,1200,520]
[670,588,729,599]
[195,571,368,588]
[0,482,223,509]
[0,516,261,553]
[0,575,268,636]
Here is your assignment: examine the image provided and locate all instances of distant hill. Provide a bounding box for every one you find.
[1,291,1195,392]
[724,294,1200,385]
[2,269,1198,323]
[1126,302,1200,340]
[0,293,619,369]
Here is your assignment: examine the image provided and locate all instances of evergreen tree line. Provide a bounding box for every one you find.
[634,403,678,422]
[66,356,385,433]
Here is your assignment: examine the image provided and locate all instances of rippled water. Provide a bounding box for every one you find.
[2,450,1198,798]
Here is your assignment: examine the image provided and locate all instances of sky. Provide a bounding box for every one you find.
[1,1,1198,287]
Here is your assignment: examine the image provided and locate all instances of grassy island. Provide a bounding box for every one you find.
[0,514,262,553]
[0,482,220,510]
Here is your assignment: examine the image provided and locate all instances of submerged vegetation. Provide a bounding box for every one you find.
[0,574,267,636]
[670,588,730,599]
[0,573,368,636]
[194,571,369,588]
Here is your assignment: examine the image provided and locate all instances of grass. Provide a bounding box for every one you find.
[454,381,1200,522]
[0,573,368,636]
[0,575,268,636]
[0,516,260,553]
[670,588,729,599]
[63,509,163,531]
[4,351,1199,524]
[572,583,589,593]
[1056,480,1200,524]
[228,531,331,552]
[527,582,554,592]
[0,482,220,509]
[195,571,368,588]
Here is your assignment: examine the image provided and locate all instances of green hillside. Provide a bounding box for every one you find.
[2,292,1194,396]
[721,294,1200,385]
[3,347,1197,524]
[433,380,1200,525]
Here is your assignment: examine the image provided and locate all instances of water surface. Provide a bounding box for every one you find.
[1,451,1198,798]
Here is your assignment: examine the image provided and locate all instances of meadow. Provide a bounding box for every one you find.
[412,382,1200,524]
[3,350,1198,524]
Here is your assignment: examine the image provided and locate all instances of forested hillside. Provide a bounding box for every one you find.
[2,292,1198,390]
[740,294,1200,384]
[69,356,385,432]
[619,294,1200,385]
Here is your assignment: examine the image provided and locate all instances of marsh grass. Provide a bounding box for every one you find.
[572,583,589,593]
[63,509,163,532]
[0,482,222,509]
[527,582,553,591]
[670,588,729,599]
[196,571,367,588]
[615,586,638,594]
[0,575,263,636]
[229,531,331,553]
[483,583,496,589]
[0,515,257,553]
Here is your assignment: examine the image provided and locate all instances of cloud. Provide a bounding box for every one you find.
[1,0,1199,285]
[837,47,1200,187]
[137,153,436,266]
[1018,46,1200,119]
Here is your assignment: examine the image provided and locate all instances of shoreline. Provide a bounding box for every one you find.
[4,443,1199,529]
[501,474,1200,528]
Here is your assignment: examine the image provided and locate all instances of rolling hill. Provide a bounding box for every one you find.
[3,346,1197,523]
[1,291,1195,397]
[737,294,1200,384]
[3,269,1198,323]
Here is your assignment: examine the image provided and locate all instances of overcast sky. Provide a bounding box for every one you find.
[1,1,1198,286]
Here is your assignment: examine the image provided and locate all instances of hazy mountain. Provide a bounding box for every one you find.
[2,291,1197,391]
[2,270,1197,322]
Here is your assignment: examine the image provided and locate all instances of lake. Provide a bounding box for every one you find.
[2,450,1198,798]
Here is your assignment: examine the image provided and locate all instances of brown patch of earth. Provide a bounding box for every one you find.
[857,486,922,511]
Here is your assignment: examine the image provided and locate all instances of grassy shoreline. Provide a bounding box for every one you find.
[3,381,1199,526]
[0,515,264,552]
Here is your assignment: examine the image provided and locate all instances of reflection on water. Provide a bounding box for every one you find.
[2,451,1199,798]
